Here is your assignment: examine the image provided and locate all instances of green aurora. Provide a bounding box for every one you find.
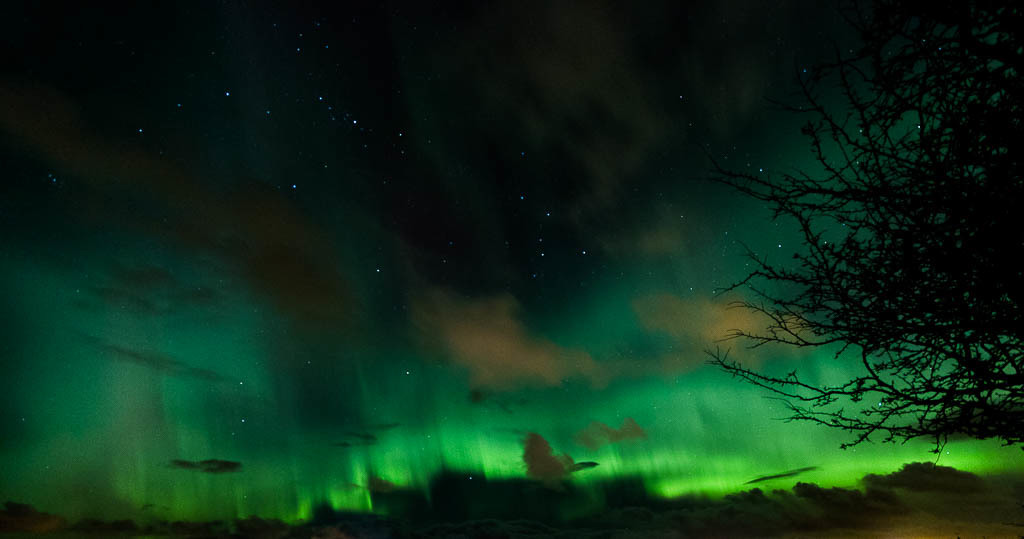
[3,246,1020,524]
[1,0,1021,534]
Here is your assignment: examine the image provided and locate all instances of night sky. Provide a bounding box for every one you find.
[2,2,1022,537]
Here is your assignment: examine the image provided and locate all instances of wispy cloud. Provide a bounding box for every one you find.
[862,462,986,492]
[0,81,353,329]
[745,466,819,484]
[168,459,242,474]
[413,289,605,389]
[331,426,399,448]
[84,336,228,383]
[574,417,647,450]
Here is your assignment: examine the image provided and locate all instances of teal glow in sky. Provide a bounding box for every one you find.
[1,1,1021,537]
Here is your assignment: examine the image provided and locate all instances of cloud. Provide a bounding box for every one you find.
[414,289,742,389]
[3,463,1022,538]
[332,425,400,448]
[468,389,527,414]
[570,461,600,472]
[862,461,987,493]
[585,482,905,536]
[595,205,704,259]
[87,338,228,383]
[337,476,399,495]
[574,417,647,450]
[345,432,378,443]
[632,293,772,367]
[0,80,352,329]
[169,459,242,474]
[790,481,904,519]
[522,433,575,486]
[367,422,401,431]
[109,264,178,289]
[0,501,66,533]
[633,294,764,344]
[587,463,1024,537]
[331,432,378,449]
[84,286,165,315]
[408,1,670,225]
[745,465,819,485]
[367,476,398,494]
[413,289,606,389]
[77,263,221,316]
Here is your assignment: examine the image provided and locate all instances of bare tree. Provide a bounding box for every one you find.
[708,0,1024,451]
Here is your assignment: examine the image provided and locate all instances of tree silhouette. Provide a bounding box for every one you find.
[707,1,1024,451]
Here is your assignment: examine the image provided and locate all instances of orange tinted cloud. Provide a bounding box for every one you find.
[574,417,647,450]
[632,293,769,366]
[412,289,758,389]
[412,289,606,389]
[0,80,351,328]
[522,433,573,486]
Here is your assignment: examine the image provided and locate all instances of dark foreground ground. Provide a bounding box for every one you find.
[3,464,1024,538]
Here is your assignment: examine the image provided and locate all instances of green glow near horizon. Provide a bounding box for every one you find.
[1,217,1020,526]
[9,3,1024,531]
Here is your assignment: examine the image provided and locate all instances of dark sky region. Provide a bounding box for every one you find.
[1,1,1022,537]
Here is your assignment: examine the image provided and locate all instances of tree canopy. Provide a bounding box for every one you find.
[708,0,1024,450]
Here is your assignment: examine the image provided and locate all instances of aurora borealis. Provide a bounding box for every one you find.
[2,1,1022,537]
